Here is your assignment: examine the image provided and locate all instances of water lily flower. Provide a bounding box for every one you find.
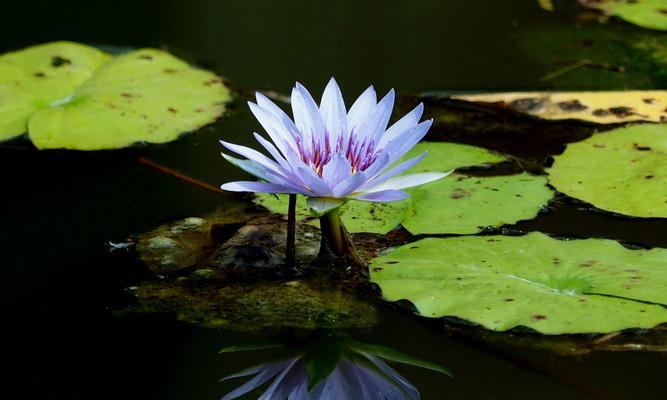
[220,79,450,263]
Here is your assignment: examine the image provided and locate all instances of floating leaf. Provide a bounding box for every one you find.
[400,142,506,172]
[453,91,667,124]
[580,0,667,31]
[403,173,554,235]
[548,123,667,218]
[29,48,232,150]
[255,142,506,234]
[0,41,110,141]
[370,232,667,334]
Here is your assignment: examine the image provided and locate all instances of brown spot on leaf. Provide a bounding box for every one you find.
[168,107,178,113]
[204,79,221,86]
[592,109,610,117]
[51,56,71,67]
[509,97,545,112]
[643,98,655,104]
[579,260,597,267]
[646,175,654,179]
[450,188,470,199]
[121,93,134,98]
[139,55,153,60]
[532,315,547,320]
[633,143,652,151]
[372,267,383,272]
[164,68,177,74]
[557,100,588,111]
[505,298,514,302]
[33,72,45,77]
[609,106,634,118]
[385,261,399,264]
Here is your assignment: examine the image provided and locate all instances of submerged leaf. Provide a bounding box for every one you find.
[453,91,667,124]
[370,232,667,334]
[29,48,232,150]
[548,123,667,218]
[403,173,554,235]
[0,41,110,141]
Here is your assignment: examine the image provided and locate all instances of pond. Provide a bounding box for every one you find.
[1,0,666,399]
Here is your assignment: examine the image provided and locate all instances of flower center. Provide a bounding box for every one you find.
[295,130,379,177]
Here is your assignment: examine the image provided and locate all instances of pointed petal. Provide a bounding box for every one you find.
[320,78,347,146]
[332,171,367,198]
[221,361,288,400]
[291,82,325,145]
[382,119,433,162]
[353,190,410,202]
[322,152,352,187]
[379,103,423,149]
[296,166,332,196]
[360,151,427,190]
[219,140,286,176]
[373,172,451,191]
[221,181,300,194]
[253,132,293,172]
[362,89,394,144]
[347,85,377,135]
[248,102,298,155]
[221,152,284,184]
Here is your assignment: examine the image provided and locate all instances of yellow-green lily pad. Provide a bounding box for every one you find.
[403,173,554,235]
[370,232,667,334]
[0,41,110,141]
[29,48,232,150]
[580,0,667,31]
[548,123,667,218]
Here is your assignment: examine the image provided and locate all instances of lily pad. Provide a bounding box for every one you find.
[453,91,667,124]
[255,142,507,234]
[370,232,667,334]
[400,141,506,172]
[403,173,554,235]
[0,41,110,141]
[548,123,667,218]
[580,0,667,31]
[29,48,232,150]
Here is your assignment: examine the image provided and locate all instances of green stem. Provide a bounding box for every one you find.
[320,208,345,255]
[318,208,366,268]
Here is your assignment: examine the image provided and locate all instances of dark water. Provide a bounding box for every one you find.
[1,1,666,399]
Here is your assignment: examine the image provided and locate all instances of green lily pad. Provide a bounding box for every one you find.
[29,48,232,150]
[370,232,667,334]
[548,123,667,218]
[400,141,506,172]
[255,142,506,234]
[0,41,110,141]
[403,173,554,235]
[581,0,667,31]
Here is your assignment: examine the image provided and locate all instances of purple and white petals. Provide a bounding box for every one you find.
[220,79,449,210]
